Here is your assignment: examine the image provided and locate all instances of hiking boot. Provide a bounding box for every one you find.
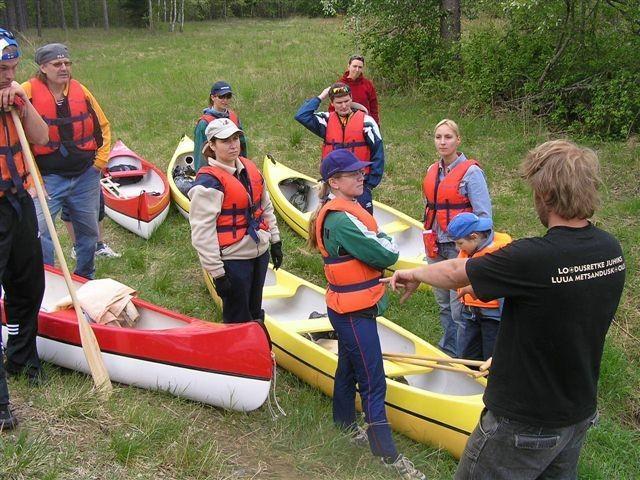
[95,242,121,258]
[382,454,426,480]
[0,404,18,430]
[348,425,369,448]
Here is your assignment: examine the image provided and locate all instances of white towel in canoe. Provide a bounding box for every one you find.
[53,278,140,327]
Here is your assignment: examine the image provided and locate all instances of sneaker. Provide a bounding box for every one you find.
[95,242,121,258]
[349,425,369,448]
[383,454,426,480]
[71,246,77,259]
[0,405,18,430]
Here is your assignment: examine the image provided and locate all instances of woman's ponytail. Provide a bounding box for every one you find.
[307,181,331,251]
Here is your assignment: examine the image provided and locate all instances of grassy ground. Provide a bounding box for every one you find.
[2,18,638,479]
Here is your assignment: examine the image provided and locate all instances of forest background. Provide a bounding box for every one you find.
[0,1,639,479]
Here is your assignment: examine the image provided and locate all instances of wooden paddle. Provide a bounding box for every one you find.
[383,353,489,378]
[383,351,486,368]
[11,109,112,395]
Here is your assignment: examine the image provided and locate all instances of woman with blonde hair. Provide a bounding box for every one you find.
[421,119,492,357]
[308,150,424,480]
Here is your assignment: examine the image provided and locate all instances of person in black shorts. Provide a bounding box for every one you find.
[384,140,626,479]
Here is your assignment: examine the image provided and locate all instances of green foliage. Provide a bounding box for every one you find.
[348,0,455,88]
[356,0,640,138]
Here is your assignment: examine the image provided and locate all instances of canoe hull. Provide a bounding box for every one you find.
[102,140,171,239]
[1,266,272,411]
[167,135,195,219]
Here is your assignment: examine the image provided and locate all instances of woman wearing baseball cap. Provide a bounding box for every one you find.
[307,150,425,479]
[189,118,281,323]
[193,81,247,171]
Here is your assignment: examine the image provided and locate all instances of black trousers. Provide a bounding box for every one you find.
[0,194,45,404]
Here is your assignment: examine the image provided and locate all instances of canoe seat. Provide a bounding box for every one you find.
[263,284,298,299]
[381,220,411,235]
[287,317,333,334]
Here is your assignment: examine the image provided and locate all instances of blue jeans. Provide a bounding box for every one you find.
[457,306,500,361]
[455,409,599,480]
[427,241,463,356]
[34,166,100,279]
[328,307,398,459]
[220,251,269,323]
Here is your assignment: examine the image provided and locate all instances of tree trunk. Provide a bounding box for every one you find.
[16,0,28,31]
[148,0,153,29]
[6,0,18,31]
[440,0,461,42]
[35,0,43,36]
[102,0,109,30]
[58,0,67,30]
[179,0,184,32]
[163,0,167,22]
[72,0,79,28]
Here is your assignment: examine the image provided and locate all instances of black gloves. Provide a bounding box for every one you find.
[214,275,233,298]
[270,241,283,270]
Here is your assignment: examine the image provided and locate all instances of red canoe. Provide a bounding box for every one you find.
[101,140,171,239]
[1,266,273,411]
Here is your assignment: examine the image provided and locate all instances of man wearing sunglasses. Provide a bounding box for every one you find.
[295,82,384,214]
[0,28,50,428]
[22,43,111,280]
[193,81,247,171]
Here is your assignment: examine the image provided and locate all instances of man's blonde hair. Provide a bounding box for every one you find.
[521,140,601,220]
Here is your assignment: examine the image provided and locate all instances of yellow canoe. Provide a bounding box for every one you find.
[263,155,429,272]
[167,135,196,219]
[202,266,484,459]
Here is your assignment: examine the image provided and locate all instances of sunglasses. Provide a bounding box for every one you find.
[217,93,232,99]
[48,60,73,68]
[331,86,351,97]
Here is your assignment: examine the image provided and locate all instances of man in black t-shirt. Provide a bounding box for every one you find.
[384,140,626,479]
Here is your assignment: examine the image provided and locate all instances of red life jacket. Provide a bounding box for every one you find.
[29,78,97,156]
[0,111,31,197]
[422,159,480,232]
[197,157,268,248]
[322,111,370,172]
[315,198,385,314]
[457,231,512,308]
[198,109,239,127]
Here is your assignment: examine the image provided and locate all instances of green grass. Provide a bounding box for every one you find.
[3,17,638,479]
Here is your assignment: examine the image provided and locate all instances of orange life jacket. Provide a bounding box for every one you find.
[322,111,370,172]
[197,157,268,248]
[458,231,512,308]
[422,159,480,232]
[198,109,239,127]
[29,78,97,157]
[0,111,31,197]
[316,198,385,314]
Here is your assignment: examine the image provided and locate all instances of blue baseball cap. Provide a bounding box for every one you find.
[0,28,20,61]
[447,213,493,240]
[210,81,232,96]
[320,150,371,182]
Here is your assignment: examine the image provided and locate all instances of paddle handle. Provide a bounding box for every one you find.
[11,109,112,395]
[383,351,485,367]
